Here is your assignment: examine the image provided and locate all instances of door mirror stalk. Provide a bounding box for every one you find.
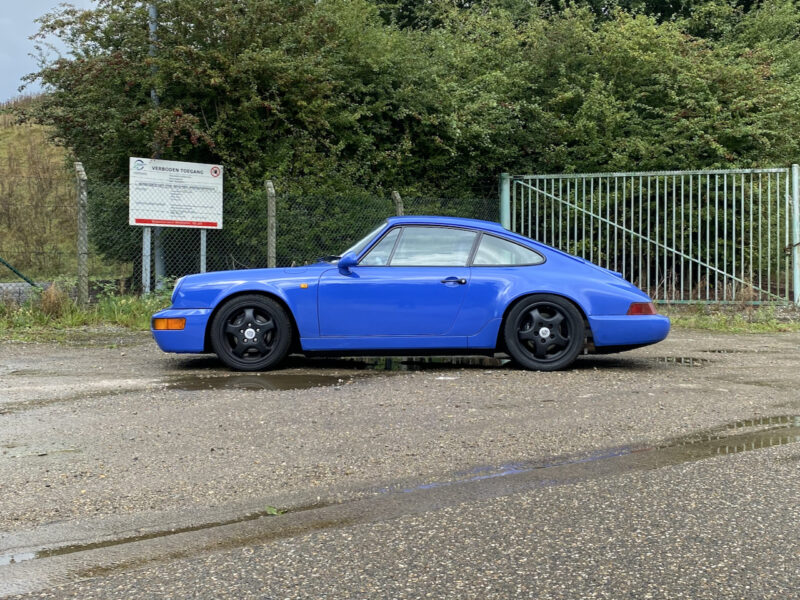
[338,251,358,273]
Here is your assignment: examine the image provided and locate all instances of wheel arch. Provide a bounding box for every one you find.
[204,290,302,353]
[495,292,593,352]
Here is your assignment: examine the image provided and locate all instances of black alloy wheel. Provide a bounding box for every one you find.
[210,294,291,371]
[503,294,585,371]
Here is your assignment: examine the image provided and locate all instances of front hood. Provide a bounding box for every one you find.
[173,264,329,308]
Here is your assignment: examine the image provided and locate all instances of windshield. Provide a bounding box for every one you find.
[342,222,387,257]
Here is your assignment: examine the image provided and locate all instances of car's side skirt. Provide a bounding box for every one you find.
[301,349,498,358]
[301,336,471,352]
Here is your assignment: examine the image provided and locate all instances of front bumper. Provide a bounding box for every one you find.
[151,308,213,353]
[587,314,670,348]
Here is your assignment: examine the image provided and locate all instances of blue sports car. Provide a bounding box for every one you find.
[151,216,669,371]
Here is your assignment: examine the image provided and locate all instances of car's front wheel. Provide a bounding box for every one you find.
[210,294,291,371]
[504,294,585,371]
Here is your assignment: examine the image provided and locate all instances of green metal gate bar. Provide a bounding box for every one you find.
[500,167,800,305]
[0,255,39,288]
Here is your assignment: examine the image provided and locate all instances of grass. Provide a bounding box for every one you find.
[659,303,800,333]
[0,284,172,342]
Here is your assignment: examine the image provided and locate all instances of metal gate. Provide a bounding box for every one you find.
[499,168,800,304]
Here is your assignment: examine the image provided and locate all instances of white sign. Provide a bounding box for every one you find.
[129,157,223,229]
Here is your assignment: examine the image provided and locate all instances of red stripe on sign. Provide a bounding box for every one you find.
[135,218,218,227]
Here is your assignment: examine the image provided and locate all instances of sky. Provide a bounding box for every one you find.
[0,0,97,102]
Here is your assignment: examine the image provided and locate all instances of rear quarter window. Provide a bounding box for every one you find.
[472,234,544,266]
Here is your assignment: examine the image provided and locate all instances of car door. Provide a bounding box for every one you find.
[318,226,476,337]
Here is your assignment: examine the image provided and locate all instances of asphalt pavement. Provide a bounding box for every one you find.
[0,328,798,598]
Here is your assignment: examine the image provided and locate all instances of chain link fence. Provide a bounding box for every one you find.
[0,171,130,302]
[0,176,77,281]
[1,173,499,300]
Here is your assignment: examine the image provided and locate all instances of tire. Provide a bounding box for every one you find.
[503,294,585,371]
[209,294,292,371]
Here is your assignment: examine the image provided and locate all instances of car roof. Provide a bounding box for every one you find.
[386,215,509,235]
[385,215,585,265]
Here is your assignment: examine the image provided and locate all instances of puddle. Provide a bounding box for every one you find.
[653,356,709,367]
[0,552,34,567]
[387,415,800,494]
[165,374,356,392]
[297,356,509,372]
[0,502,324,567]
[0,373,357,415]
[2,414,797,579]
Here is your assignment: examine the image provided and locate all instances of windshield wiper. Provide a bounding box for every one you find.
[316,255,341,263]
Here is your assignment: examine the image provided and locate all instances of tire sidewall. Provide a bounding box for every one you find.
[504,294,585,371]
[210,294,291,371]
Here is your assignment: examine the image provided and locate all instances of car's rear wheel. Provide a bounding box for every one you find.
[504,294,585,371]
[210,295,291,371]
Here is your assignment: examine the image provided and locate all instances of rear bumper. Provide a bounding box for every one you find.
[588,314,670,348]
[151,308,212,353]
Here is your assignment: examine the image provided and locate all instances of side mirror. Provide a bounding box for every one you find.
[338,251,358,273]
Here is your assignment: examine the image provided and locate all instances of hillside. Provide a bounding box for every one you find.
[0,102,79,283]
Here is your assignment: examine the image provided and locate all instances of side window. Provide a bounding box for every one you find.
[360,228,400,266]
[472,234,544,266]
[390,227,477,266]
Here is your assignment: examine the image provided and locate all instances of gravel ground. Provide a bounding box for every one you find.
[1,327,799,597]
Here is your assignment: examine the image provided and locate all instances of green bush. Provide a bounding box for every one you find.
[19,0,800,274]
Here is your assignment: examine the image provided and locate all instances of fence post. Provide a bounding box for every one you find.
[142,228,151,294]
[499,172,511,229]
[392,191,404,216]
[199,229,207,273]
[793,164,800,305]
[75,162,89,306]
[265,180,276,268]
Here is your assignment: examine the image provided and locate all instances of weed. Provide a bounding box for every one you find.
[40,283,69,317]
[660,303,800,333]
[0,289,172,340]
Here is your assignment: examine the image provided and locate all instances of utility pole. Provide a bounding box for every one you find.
[148,1,165,290]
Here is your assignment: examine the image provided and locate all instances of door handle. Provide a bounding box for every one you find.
[441,277,467,285]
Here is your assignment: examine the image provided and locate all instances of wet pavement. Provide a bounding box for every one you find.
[1,414,798,576]
[1,329,799,597]
[165,373,358,392]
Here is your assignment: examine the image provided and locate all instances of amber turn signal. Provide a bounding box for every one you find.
[626,302,657,316]
[153,318,186,330]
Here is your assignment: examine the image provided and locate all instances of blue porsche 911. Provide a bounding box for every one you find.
[151,216,669,371]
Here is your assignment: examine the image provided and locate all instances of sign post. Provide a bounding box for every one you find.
[129,157,223,291]
[142,227,152,295]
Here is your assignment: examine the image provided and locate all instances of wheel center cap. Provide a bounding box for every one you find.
[244,328,256,340]
[538,326,551,338]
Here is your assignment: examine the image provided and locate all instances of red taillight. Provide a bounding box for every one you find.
[627,302,657,316]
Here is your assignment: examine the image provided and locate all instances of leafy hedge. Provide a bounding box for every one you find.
[21,0,800,269]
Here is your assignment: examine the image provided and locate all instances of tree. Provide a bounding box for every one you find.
[22,0,800,267]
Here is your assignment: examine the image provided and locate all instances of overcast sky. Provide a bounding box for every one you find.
[0,0,97,102]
